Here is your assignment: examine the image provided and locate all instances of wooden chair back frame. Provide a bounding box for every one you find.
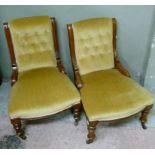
[3,17,65,86]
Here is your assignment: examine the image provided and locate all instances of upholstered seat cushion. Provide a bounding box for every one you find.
[9,67,80,119]
[81,69,154,121]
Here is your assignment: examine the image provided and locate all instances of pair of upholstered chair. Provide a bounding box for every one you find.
[3,16,154,144]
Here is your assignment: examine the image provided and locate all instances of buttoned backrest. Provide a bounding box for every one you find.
[9,16,56,73]
[72,18,114,75]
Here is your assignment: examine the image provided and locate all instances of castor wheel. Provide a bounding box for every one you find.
[74,120,78,126]
[18,133,27,140]
[86,138,94,144]
[141,122,147,130]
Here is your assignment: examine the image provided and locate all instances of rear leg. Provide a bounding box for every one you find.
[140,105,153,129]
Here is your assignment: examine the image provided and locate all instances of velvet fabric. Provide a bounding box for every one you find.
[9,67,80,119]
[81,69,154,121]
[72,18,114,75]
[9,16,57,73]
[8,16,81,119]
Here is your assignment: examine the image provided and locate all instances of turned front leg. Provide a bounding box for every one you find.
[86,121,98,144]
[140,105,153,129]
[11,118,26,140]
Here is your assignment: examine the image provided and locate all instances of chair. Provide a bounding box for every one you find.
[67,18,154,144]
[4,16,81,139]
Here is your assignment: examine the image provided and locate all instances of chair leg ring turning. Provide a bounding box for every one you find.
[86,121,98,144]
[73,104,81,126]
[11,118,26,140]
[140,105,153,129]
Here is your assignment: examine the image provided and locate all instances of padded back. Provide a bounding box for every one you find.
[9,16,56,73]
[72,18,114,75]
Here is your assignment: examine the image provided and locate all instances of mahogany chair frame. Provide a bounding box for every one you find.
[67,18,153,144]
[3,17,81,139]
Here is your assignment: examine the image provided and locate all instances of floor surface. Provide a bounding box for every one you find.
[0,82,155,149]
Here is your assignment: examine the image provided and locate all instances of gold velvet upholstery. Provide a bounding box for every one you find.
[81,69,154,121]
[8,16,80,120]
[9,67,80,119]
[71,17,154,122]
[9,16,56,73]
[72,18,114,75]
